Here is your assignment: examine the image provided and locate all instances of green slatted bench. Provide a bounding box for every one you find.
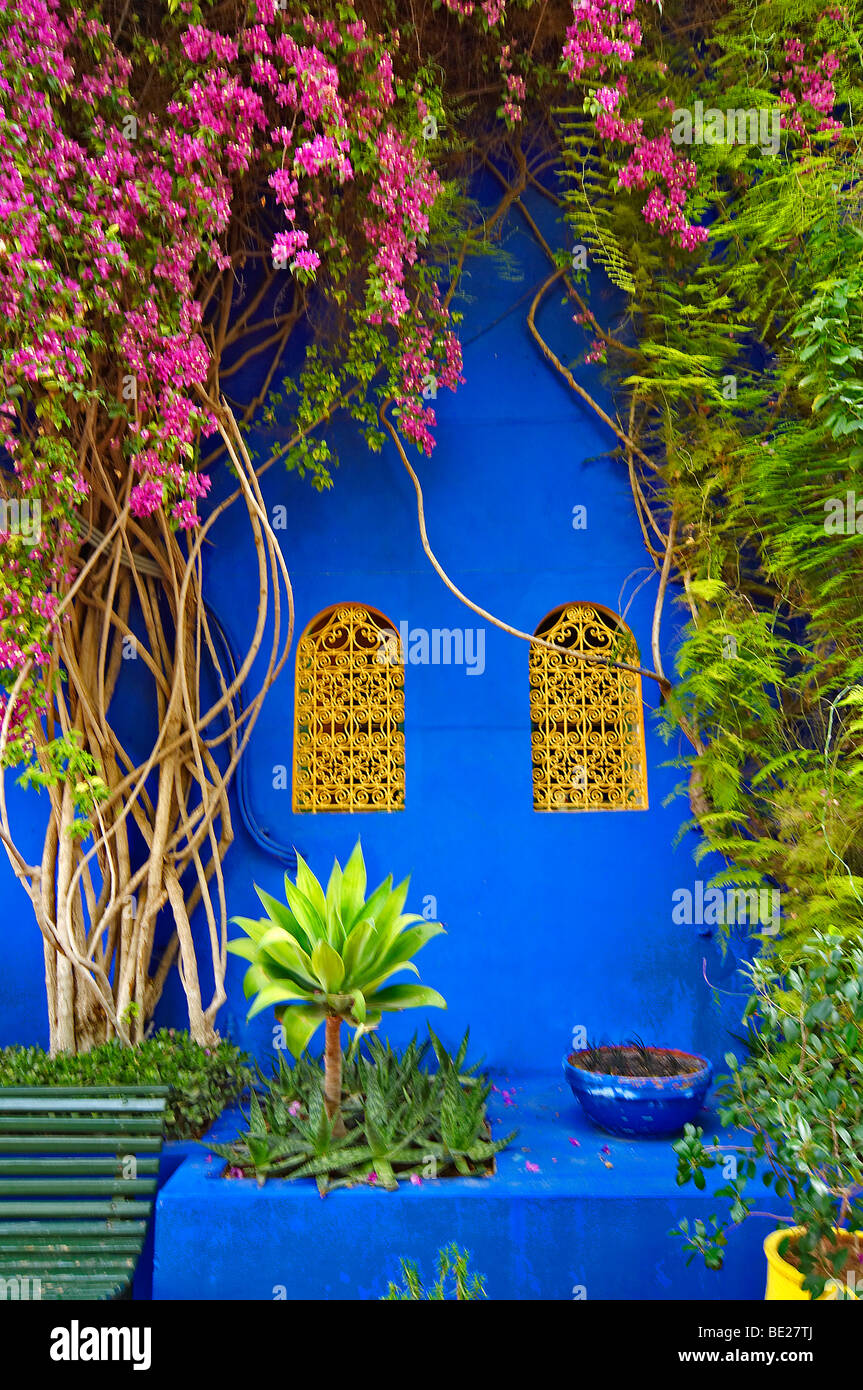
[0,1085,170,1300]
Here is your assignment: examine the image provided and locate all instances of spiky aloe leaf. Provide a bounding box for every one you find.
[207,1027,516,1190]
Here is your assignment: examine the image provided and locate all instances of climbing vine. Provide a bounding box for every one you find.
[553,0,863,960]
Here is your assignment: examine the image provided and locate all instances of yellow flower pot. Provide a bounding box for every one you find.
[764,1227,861,1301]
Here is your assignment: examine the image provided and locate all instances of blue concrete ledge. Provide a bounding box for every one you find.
[153,1076,771,1300]
[132,1138,203,1301]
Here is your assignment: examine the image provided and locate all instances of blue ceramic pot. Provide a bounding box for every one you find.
[563,1047,712,1138]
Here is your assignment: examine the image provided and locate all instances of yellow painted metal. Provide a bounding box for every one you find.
[293,604,405,812]
[529,602,648,811]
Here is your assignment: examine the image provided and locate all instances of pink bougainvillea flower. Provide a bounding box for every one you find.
[0,0,465,749]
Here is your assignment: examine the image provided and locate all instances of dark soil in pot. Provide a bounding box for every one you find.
[568,1044,701,1078]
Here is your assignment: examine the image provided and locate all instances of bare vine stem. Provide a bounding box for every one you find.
[380,400,670,693]
[527,266,659,472]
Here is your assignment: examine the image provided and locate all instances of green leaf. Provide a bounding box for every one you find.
[311,939,346,992]
[340,839,368,928]
[294,852,327,923]
[372,921,446,978]
[257,927,319,990]
[241,963,269,1000]
[281,878,326,946]
[229,914,273,946]
[325,857,343,925]
[367,984,447,1013]
[247,983,311,1020]
[278,1005,327,1058]
[342,918,374,978]
[359,875,394,927]
[253,888,311,953]
[369,876,410,939]
[326,900,347,952]
[225,937,260,963]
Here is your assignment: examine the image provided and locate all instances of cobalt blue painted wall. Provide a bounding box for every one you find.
[0,775,48,1048]
[0,179,746,1073]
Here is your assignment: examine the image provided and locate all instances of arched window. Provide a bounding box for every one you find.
[529,602,648,811]
[293,604,405,812]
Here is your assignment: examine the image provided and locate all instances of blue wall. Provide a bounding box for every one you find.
[0,180,746,1072]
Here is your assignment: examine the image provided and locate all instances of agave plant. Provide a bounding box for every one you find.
[209,1029,515,1194]
[228,841,445,1128]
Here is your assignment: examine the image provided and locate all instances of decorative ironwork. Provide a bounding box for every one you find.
[529,603,648,811]
[293,604,405,812]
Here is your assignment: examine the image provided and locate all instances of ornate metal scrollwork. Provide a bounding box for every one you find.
[293,604,405,812]
[529,603,648,811]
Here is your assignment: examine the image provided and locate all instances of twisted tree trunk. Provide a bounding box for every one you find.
[0,399,294,1052]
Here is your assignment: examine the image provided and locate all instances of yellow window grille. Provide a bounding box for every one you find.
[293,604,405,812]
[529,602,648,811]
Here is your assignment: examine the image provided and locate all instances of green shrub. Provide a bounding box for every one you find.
[672,932,863,1298]
[0,1030,252,1141]
[382,1243,487,1300]
[209,1028,515,1194]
